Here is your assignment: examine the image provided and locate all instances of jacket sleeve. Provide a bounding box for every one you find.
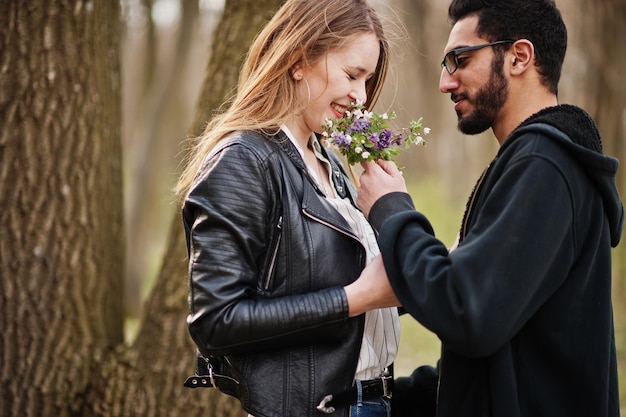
[374,151,577,357]
[184,142,350,357]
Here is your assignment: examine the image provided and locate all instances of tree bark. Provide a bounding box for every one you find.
[0,1,124,416]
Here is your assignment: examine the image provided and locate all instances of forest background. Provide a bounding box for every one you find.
[1,0,625,416]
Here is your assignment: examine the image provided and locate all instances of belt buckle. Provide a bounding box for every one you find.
[381,373,392,399]
[316,395,335,414]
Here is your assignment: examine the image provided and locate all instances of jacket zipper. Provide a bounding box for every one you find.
[263,215,283,290]
[302,209,361,244]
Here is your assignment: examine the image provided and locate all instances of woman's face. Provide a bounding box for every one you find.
[289,32,381,142]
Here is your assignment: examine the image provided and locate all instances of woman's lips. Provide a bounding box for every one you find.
[331,103,347,118]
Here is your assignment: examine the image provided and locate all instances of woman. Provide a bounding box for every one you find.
[176,1,400,416]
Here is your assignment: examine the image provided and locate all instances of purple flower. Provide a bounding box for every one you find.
[369,129,393,150]
[331,132,352,148]
[347,118,371,134]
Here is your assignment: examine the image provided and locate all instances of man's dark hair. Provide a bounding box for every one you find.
[448,0,567,95]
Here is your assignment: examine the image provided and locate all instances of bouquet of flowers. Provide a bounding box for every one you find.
[321,99,429,165]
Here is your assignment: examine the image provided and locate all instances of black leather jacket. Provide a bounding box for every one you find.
[183,130,367,417]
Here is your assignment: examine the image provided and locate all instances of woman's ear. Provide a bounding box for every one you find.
[510,39,534,75]
[291,64,303,81]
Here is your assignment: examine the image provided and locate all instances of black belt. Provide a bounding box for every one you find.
[316,374,393,414]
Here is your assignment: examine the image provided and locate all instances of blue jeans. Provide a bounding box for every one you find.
[349,379,392,417]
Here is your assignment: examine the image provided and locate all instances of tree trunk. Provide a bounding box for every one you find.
[1,0,281,415]
[0,1,124,416]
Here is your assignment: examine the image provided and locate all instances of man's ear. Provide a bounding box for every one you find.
[510,39,534,75]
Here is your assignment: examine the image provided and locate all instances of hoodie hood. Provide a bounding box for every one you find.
[509,105,624,247]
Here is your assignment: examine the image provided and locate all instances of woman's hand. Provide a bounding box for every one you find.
[344,254,401,317]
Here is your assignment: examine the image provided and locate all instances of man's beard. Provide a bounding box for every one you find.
[456,53,508,135]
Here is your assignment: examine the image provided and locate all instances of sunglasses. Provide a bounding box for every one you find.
[441,40,515,75]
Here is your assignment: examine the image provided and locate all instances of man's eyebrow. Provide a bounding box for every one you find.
[446,44,471,53]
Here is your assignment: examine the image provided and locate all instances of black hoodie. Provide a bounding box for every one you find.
[370,105,624,417]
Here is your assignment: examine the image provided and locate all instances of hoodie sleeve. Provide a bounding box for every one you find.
[368,191,418,233]
[377,147,578,357]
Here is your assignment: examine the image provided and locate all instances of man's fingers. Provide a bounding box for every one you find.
[362,159,397,175]
[377,159,400,176]
[361,160,380,173]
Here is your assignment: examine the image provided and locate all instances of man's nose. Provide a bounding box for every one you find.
[439,67,458,94]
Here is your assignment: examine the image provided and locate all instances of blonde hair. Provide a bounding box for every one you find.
[175,0,389,202]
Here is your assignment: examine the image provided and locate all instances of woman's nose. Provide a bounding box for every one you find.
[350,81,367,104]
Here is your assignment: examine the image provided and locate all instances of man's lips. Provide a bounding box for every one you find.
[451,93,467,111]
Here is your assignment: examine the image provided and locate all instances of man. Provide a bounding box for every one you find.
[343,0,624,416]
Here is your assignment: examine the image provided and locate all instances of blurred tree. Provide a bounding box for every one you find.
[573,0,626,402]
[123,0,200,318]
[141,0,158,94]
[0,0,280,416]
[560,0,626,368]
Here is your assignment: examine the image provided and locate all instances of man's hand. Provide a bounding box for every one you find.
[357,160,408,218]
[344,254,401,317]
